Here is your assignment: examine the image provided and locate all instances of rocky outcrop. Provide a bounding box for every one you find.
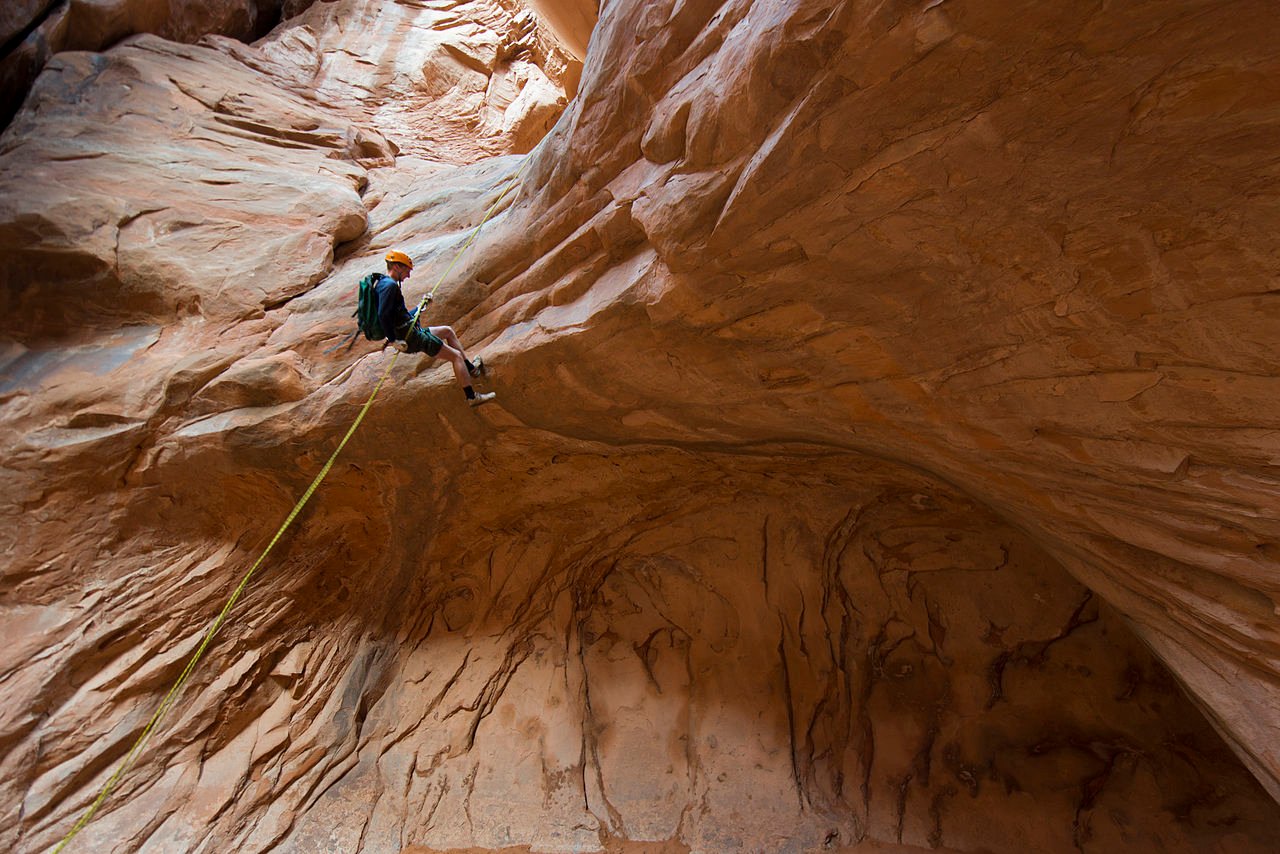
[270,0,581,160]
[0,0,323,127]
[2,1,1279,853]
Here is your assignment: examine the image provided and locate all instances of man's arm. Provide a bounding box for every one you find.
[377,277,410,340]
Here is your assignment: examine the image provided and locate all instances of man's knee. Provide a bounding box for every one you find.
[409,327,444,357]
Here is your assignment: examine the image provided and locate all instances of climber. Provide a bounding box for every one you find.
[378,250,496,407]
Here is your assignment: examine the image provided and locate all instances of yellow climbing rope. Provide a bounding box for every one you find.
[412,158,531,314]
[51,158,529,853]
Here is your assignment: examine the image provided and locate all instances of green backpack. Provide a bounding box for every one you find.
[355,272,386,341]
[324,272,387,355]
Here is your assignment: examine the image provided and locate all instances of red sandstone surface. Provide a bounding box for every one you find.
[2,1,1279,852]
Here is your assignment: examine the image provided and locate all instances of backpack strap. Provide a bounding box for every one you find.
[322,329,362,356]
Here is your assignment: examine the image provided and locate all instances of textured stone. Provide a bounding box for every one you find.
[0,33,382,334]
[0,1,323,126]
[2,1,1279,853]
[264,0,580,161]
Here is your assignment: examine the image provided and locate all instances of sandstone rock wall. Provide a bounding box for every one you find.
[266,0,582,160]
[0,0,322,127]
[2,0,1278,852]
[499,0,1280,804]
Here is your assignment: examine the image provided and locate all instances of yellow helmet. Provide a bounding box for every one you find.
[384,250,414,269]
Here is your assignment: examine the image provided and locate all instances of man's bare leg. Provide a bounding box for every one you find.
[436,341,470,388]
[436,339,495,407]
[429,326,482,376]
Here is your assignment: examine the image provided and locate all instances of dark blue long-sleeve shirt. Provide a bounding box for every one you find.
[374,274,414,341]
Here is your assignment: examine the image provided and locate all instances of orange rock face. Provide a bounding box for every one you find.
[0,0,323,126]
[2,1,1279,853]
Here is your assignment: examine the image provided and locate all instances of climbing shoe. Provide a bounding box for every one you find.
[468,356,485,378]
[469,391,497,408]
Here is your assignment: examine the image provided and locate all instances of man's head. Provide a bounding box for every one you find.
[385,250,414,282]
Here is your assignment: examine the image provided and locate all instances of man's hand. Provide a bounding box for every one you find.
[423,293,434,304]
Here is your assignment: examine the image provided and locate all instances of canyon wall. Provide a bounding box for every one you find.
[2,1,1278,852]
[1,0,324,127]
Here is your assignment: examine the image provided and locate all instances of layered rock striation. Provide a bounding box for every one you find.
[2,1,1279,852]
[1,0,323,128]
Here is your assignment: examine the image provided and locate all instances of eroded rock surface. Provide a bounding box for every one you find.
[0,0,322,127]
[2,1,1279,853]
[261,0,582,161]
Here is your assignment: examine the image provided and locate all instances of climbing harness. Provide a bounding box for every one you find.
[50,158,529,853]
